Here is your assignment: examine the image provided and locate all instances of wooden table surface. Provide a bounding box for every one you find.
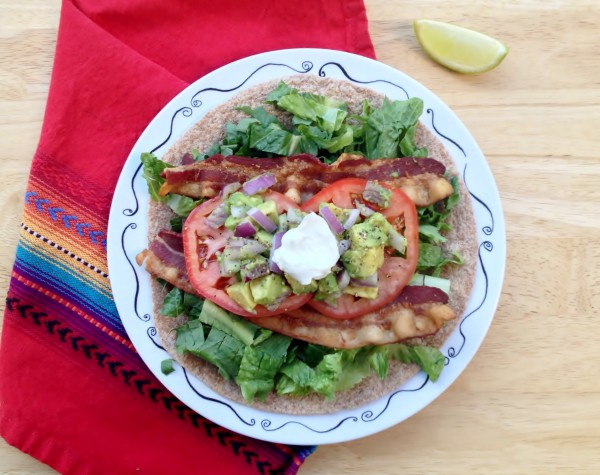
[1,0,599,473]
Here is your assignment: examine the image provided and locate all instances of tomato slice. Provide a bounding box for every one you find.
[302,178,419,319]
[182,191,312,318]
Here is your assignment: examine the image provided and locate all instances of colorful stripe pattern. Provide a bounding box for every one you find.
[3,156,315,473]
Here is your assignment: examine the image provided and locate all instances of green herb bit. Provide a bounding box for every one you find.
[161,358,175,375]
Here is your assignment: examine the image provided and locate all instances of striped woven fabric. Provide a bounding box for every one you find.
[3,155,316,474]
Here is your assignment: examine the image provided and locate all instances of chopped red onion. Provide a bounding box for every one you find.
[337,269,350,290]
[234,220,257,238]
[351,272,379,288]
[389,228,407,253]
[319,206,344,234]
[225,237,267,259]
[286,208,304,224]
[242,173,276,196]
[222,182,241,199]
[338,239,350,254]
[247,207,277,233]
[269,231,285,274]
[230,205,247,219]
[343,208,360,229]
[354,199,375,217]
[205,202,228,229]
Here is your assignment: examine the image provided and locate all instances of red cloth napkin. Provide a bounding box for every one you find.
[0,0,375,474]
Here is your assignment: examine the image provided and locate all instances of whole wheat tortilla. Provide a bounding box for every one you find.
[147,75,478,415]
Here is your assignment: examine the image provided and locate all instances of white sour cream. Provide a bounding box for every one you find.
[272,212,339,285]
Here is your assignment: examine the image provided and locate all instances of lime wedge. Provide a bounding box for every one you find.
[413,19,508,74]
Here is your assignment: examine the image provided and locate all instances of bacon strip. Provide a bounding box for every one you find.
[136,230,197,296]
[159,153,454,206]
[136,232,454,348]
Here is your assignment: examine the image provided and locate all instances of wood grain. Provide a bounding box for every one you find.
[1,0,599,473]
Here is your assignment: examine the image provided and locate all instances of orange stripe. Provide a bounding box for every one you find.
[12,271,136,352]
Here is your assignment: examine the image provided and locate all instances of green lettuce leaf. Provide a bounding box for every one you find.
[276,90,347,135]
[140,152,201,216]
[141,152,172,201]
[361,97,427,159]
[389,344,446,382]
[235,334,291,402]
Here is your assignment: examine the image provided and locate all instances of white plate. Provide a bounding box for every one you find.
[107,48,506,445]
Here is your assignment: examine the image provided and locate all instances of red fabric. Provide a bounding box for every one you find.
[0,0,375,474]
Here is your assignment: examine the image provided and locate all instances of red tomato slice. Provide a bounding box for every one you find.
[302,178,419,319]
[183,191,312,318]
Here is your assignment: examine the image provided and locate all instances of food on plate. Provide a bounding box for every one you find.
[135,75,477,414]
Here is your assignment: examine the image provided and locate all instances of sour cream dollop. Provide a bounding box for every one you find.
[272,212,339,285]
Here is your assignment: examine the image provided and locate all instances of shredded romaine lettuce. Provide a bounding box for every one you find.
[201,81,427,162]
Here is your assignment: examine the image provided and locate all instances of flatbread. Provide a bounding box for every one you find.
[147,75,478,414]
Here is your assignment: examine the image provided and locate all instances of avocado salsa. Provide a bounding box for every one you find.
[210,177,408,313]
[140,81,463,402]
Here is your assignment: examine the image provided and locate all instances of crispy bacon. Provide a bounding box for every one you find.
[136,232,454,348]
[136,230,197,296]
[254,294,454,349]
[159,153,453,206]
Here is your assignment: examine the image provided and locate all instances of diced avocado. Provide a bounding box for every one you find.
[226,282,256,313]
[217,251,241,276]
[254,229,274,249]
[255,200,279,224]
[314,273,340,301]
[228,191,263,208]
[317,273,339,295]
[285,274,318,294]
[364,212,395,237]
[349,221,387,249]
[277,214,289,232]
[249,274,290,306]
[224,214,243,230]
[342,247,384,278]
[239,255,269,282]
[343,285,379,299]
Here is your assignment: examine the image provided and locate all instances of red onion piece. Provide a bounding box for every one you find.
[351,272,379,288]
[230,205,247,218]
[269,231,285,274]
[354,199,375,217]
[286,208,304,224]
[225,237,267,259]
[205,202,228,229]
[247,207,277,233]
[234,220,257,238]
[389,228,407,253]
[338,239,350,254]
[343,208,360,229]
[242,173,276,196]
[222,182,241,199]
[319,206,344,234]
[337,269,350,290]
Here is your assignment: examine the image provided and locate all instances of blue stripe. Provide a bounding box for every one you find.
[15,240,125,335]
